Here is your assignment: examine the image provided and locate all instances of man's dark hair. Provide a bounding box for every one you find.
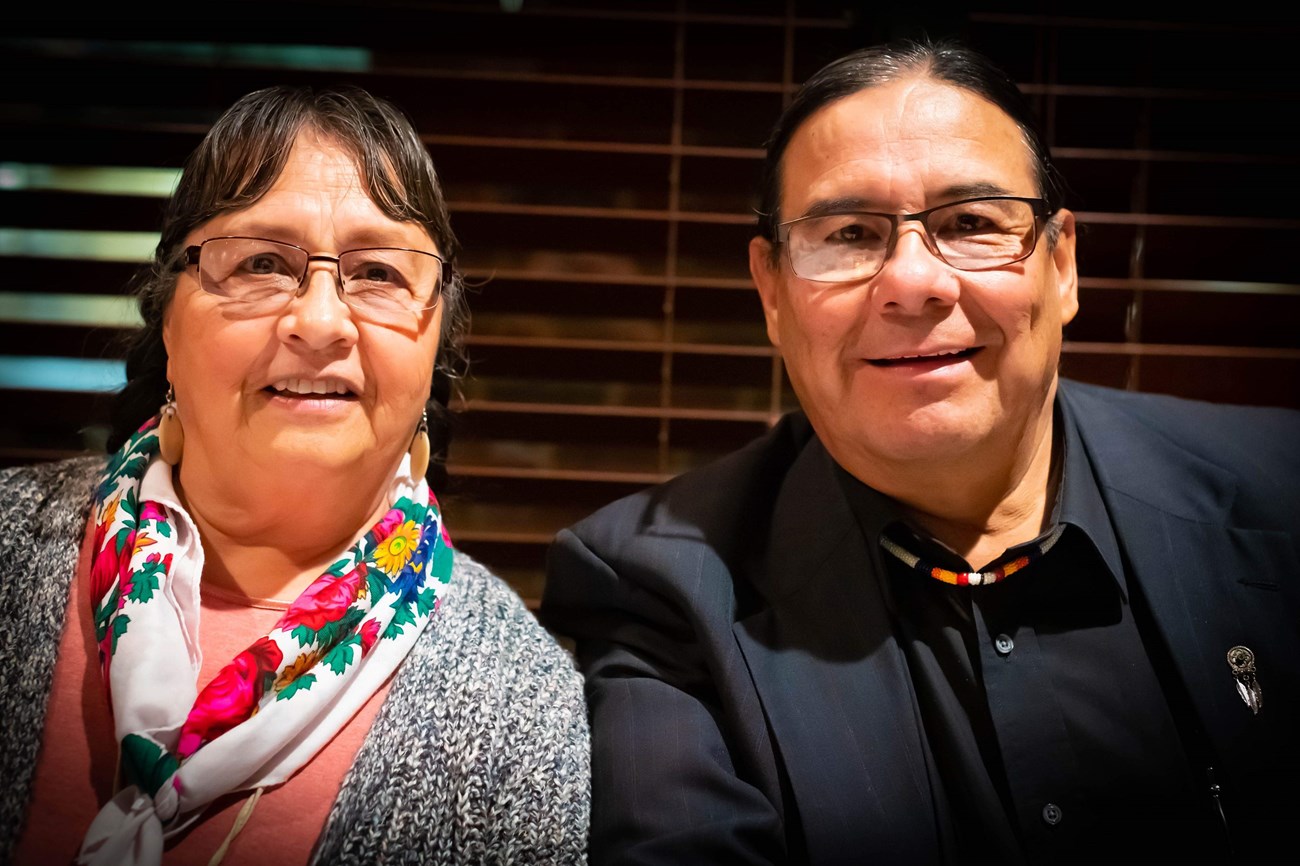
[756,38,1066,253]
[107,84,467,489]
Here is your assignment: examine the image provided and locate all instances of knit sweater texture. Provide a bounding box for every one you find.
[0,456,590,865]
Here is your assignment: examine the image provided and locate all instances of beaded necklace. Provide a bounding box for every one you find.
[879,524,1066,587]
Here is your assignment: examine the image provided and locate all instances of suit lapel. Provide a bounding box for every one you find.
[732,442,942,864]
[1066,385,1300,781]
[1104,496,1299,766]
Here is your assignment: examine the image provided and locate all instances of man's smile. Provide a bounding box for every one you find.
[867,346,983,367]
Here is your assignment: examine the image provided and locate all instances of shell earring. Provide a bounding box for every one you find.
[158,385,185,466]
[409,411,431,480]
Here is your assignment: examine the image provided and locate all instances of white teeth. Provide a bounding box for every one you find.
[897,349,965,360]
[272,378,352,396]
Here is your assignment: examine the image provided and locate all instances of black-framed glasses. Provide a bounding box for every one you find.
[776,196,1053,283]
[182,236,448,320]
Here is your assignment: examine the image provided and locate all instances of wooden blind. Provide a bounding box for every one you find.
[3,4,1297,606]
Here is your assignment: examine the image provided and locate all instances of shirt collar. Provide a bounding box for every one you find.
[831,390,1127,593]
[1054,390,1128,594]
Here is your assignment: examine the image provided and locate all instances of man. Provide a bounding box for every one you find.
[541,39,1298,865]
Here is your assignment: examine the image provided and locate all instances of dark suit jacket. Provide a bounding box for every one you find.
[541,380,1300,865]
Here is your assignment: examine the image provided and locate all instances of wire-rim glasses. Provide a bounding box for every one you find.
[181,236,448,320]
[776,196,1053,283]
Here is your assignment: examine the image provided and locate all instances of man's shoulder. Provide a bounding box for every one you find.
[1062,378,1299,425]
[563,411,817,554]
[1061,379,1300,453]
[1060,379,1300,522]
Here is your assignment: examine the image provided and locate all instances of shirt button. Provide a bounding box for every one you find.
[994,634,1015,656]
[1042,803,1063,826]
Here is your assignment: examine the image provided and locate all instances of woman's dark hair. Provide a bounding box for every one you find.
[756,37,1066,253]
[107,85,467,490]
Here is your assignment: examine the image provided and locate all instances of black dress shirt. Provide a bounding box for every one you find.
[837,401,1231,864]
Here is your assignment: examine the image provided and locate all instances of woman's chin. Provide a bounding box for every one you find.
[227,427,382,477]
[280,434,377,470]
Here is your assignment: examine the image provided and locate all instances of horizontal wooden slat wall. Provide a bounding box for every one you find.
[3,4,1297,605]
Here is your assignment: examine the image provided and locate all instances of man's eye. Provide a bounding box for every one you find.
[951,213,996,233]
[823,220,883,245]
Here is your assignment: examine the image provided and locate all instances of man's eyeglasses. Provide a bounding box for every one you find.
[181,236,448,321]
[775,196,1053,283]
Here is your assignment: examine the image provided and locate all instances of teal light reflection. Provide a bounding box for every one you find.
[0,292,141,327]
[0,356,126,393]
[0,163,180,197]
[0,228,158,262]
[0,39,371,72]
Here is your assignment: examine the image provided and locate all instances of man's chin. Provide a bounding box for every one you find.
[818,407,997,470]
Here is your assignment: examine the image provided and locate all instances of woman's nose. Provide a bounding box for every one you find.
[277,265,359,350]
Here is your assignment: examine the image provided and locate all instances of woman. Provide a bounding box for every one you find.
[0,86,589,865]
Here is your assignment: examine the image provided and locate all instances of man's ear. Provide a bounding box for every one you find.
[1051,209,1079,326]
[749,236,783,348]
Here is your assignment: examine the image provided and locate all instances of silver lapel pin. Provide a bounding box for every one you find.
[1226,646,1263,715]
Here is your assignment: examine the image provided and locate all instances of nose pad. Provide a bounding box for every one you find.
[295,262,345,301]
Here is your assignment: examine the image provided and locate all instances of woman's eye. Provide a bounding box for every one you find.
[360,265,395,283]
[347,260,409,286]
[242,254,287,275]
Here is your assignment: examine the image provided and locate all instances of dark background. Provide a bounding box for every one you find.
[3,2,1298,603]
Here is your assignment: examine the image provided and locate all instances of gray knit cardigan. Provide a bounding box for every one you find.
[0,456,590,865]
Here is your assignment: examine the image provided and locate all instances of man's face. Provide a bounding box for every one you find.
[750,76,1078,483]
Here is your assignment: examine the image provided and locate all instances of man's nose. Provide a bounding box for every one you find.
[869,225,959,314]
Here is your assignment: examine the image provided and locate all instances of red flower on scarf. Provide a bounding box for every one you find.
[177,636,284,758]
[275,564,365,633]
[373,507,405,543]
[139,500,169,526]
[88,515,133,607]
[359,618,382,656]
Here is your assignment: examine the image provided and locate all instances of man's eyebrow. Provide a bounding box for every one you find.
[793,197,875,220]
[938,181,1019,200]
[792,183,1026,222]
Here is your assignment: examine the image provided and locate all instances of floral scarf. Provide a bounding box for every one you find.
[76,417,455,866]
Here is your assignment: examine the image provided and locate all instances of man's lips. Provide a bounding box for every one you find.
[867,347,982,367]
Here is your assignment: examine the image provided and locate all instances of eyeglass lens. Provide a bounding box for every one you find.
[786,198,1039,282]
[195,237,441,315]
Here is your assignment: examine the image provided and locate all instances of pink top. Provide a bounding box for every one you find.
[15,518,393,865]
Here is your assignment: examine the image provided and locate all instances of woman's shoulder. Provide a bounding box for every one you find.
[390,548,589,763]
[0,454,103,548]
[0,453,103,502]
[411,551,585,696]
[323,552,590,864]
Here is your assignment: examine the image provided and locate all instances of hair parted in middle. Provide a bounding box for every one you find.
[108,84,468,489]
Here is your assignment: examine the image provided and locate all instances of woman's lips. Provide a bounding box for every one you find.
[867,346,981,367]
[267,377,357,397]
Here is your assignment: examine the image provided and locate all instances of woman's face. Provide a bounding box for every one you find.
[162,131,444,483]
